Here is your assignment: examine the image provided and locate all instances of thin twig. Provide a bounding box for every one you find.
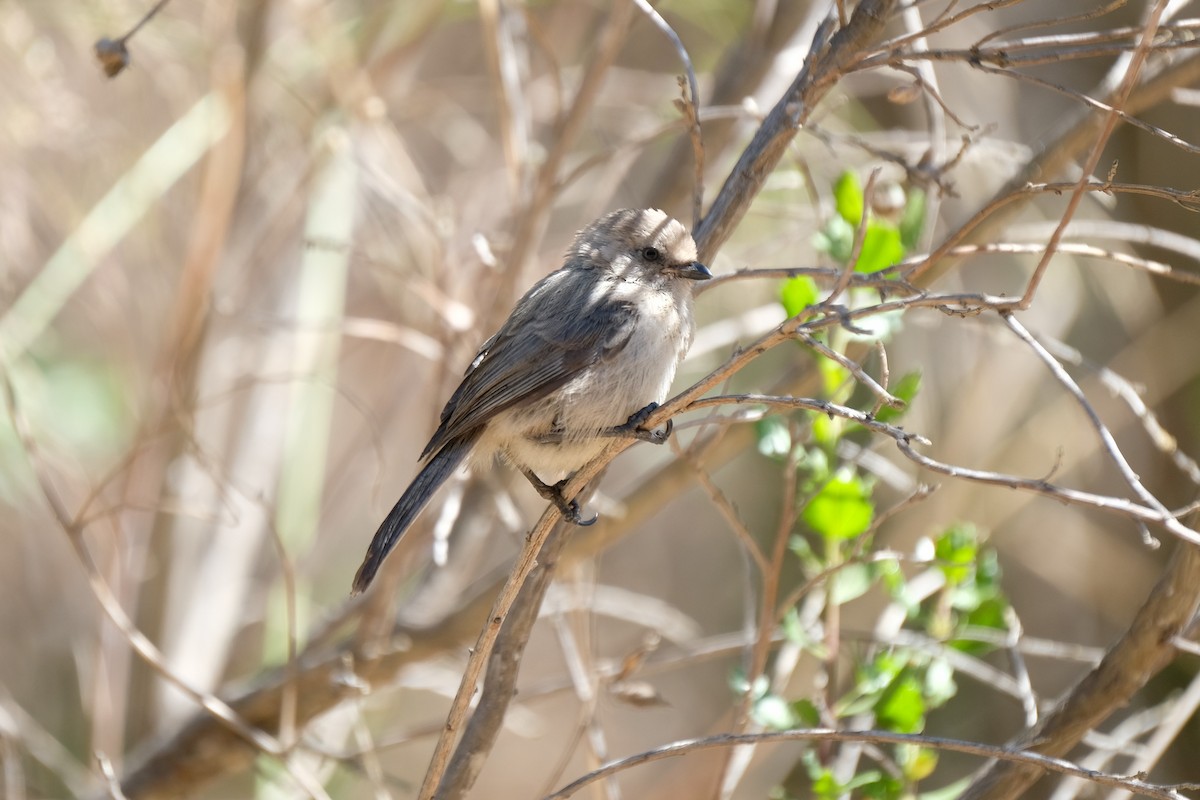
[546,728,1192,800]
[684,457,769,574]
[1,381,279,756]
[714,446,802,798]
[827,167,881,303]
[1039,335,1200,486]
[434,523,573,800]
[630,0,704,228]
[948,241,1200,287]
[0,375,333,800]
[960,530,1200,799]
[975,0,1127,49]
[119,0,172,42]
[894,437,1199,547]
[797,332,904,410]
[695,0,898,261]
[1000,313,1197,546]
[500,0,636,312]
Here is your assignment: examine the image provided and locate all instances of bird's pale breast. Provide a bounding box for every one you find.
[479,279,693,476]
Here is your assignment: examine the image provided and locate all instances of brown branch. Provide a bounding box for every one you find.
[1000,312,1193,544]
[638,2,819,216]
[893,437,1199,544]
[712,444,803,796]
[93,0,173,77]
[1016,0,1170,307]
[478,0,527,200]
[434,523,572,800]
[629,0,704,228]
[498,0,636,314]
[868,25,1200,70]
[947,241,1200,287]
[693,0,898,261]
[98,3,1200,798]
[907,46,1200,286]
[972,0,1128,49]
[115,589,495,800]
[545,728,1192,800]
[959,538,1200,799]
[683,454,769,574]
[418,3,901,795]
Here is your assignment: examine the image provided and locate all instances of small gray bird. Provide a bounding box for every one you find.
[352,208,710,593]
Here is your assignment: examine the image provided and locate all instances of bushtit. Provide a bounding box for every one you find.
[352,208,710,593]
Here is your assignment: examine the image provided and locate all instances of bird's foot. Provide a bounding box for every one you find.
[522,470,598,526]
[608,402,672,445]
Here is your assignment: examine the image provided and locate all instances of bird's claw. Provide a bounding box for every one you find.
[536,477,598,527]
[611,402,672,445]
[572,503,599,526]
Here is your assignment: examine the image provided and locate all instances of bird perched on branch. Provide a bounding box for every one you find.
[353,208,710,594]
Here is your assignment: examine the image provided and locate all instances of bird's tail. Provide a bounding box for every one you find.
[352,434,477,594]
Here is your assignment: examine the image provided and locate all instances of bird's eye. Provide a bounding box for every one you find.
[641,246,661,262]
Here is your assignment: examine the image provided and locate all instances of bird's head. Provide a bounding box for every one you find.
[567,208,711,287]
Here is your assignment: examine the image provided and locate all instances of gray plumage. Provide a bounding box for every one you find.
[353,208,710,593]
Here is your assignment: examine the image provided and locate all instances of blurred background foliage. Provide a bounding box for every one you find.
[2,0,1199,798]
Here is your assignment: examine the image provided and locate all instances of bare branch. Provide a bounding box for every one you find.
[1000,312,1198,546]
[435,524,572,800]
[960,539,1200,799]
[546,728,1192,800]
[630,0,704,228]
[695,0,898,260]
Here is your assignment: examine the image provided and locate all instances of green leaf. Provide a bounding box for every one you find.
[877,556,905,595]
[780,276,819,317]
[789,533,814,560]
[728,667,750,695]
[899,186,927,249]
[843,771,887,793]
[814,214,855,262]
[801,748,823,779]
[796,446,830,482]
[791,698,821,727]
[753,693,797,730]
[834,171,864,225]
[803,471,874,541]
[854,221,905,273]
[950,581,990,614]
[756,415,791,458]
[924,658,958,707]
[830,563,873,604]
[780,607,828,659]
[810,410,835,447]
[897,743,939,781]
[965,596,1009,631]
[812,770,842,800]
[861,774,906,800]
[935,523,979,586]
[919,777,972,800]
[977,548,1002,586]
[781,606,805,644]
[876,672,925,733]
[817,352,848,397]
[856,651,907,695]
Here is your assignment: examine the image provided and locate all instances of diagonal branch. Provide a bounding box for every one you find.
[694,0,897,261]
[958,536,1200,800]
[545,728,1194,800]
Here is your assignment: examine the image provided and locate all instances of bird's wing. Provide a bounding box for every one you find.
[420,270,636,459]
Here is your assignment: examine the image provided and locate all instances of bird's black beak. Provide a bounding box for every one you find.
[675,261,712,281]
